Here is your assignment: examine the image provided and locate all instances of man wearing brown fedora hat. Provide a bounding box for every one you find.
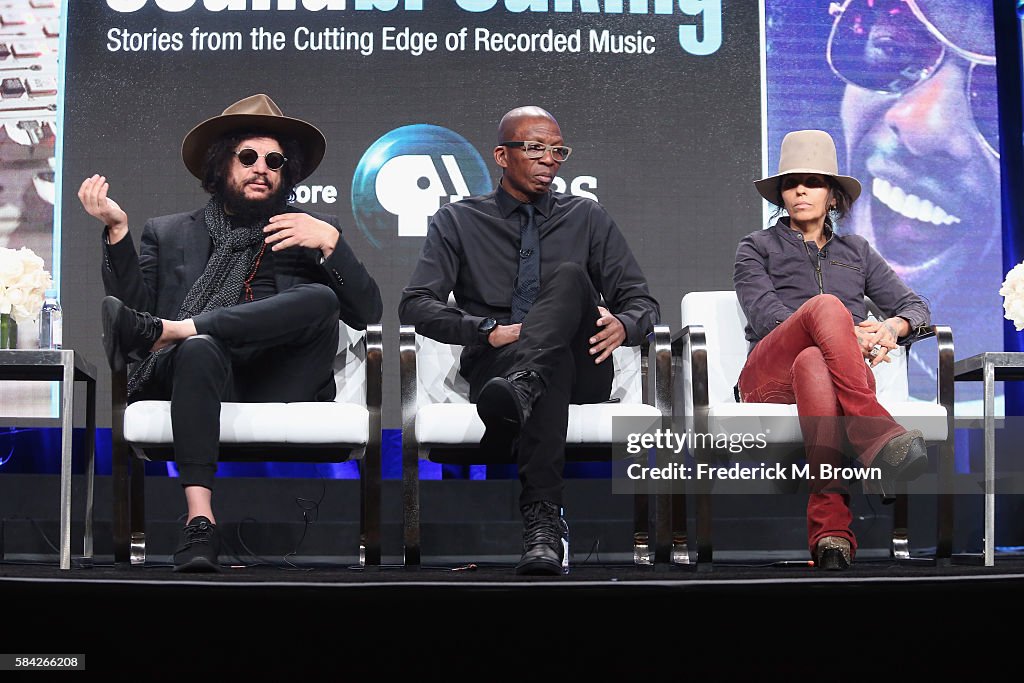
[78,93,382,572]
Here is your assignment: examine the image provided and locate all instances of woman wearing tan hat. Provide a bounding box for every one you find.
[734,130,931,570]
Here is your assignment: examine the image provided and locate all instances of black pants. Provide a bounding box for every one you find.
[140,283,341,489]
[462,263,614,508]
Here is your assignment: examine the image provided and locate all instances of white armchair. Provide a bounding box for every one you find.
[110,322,383,567]
[671,291,954,568]
[399,324,673,567]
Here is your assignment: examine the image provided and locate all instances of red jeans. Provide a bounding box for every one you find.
[737,295,907,558]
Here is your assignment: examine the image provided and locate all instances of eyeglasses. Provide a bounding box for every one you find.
[827,0,998,157]
[234,148,287,171]
[500,140,572,162]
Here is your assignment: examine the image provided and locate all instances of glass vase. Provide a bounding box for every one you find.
[14,316,37,348]
[0,312,16,349]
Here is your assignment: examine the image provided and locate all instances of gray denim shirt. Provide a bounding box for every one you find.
[734,218,931,345]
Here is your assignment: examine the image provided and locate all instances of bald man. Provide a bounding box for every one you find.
[400,106,659,575]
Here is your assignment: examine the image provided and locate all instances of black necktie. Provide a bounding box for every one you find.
[510,203,540,324]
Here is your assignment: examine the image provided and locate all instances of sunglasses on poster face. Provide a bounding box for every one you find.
[234,148,287,170]
[827,0,999,157]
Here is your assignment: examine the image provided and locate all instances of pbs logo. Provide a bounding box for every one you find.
[351,124,492,248]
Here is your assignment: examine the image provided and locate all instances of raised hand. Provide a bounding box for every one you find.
[78,174,128,243]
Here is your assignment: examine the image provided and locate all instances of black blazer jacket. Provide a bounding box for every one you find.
[100,205,382,330]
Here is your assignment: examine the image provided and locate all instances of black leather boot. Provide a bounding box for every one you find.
[864,429,928,499]
[101,296,163,371]
[815,535,852,570]
[476,369,545,455]
[515,500,568,576]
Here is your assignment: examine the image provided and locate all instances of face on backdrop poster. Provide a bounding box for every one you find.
[765,0,1001,409]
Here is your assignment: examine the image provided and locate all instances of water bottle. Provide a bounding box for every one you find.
[39,289,62,349]
[559,505,570,574]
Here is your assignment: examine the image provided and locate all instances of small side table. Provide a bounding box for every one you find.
[953,352,1024,566]
[0,349,97,570]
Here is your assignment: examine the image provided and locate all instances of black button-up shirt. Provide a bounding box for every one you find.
[399,184,660,349]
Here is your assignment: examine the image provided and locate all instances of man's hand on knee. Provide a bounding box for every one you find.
[590,306,625,364]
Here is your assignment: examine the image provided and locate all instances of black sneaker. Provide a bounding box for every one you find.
[100,296,163,372]
[173,516,222,573]
[515,501,569,576]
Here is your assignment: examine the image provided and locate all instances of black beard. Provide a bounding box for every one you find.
[221,181,289,224]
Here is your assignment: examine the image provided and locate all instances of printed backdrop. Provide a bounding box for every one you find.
[20,0,1000,478]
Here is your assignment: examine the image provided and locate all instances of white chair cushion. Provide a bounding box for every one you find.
[708,400,948,443]
[680,291,911,409]
[124,400,370,446]
[415,336,471,407]
[415,401,661,454]
[681,290,750,407]
[123,322,371,450]
[283,402,370,444]
[568,402,662,442]
[413,335,645,408]
[332,323,370,404]
[415,404,483,444]
[412,331,655,457]
[680,291,945,445]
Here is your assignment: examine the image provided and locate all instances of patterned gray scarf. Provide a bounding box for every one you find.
[127,196,269,399]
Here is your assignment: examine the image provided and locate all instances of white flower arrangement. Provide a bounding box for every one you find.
[0,246,52,321]
[1000,262,1024,331]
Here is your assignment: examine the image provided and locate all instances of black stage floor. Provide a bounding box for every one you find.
[3,555,1023,676]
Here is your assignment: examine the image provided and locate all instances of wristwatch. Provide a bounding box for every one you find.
[478,317,497,343]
